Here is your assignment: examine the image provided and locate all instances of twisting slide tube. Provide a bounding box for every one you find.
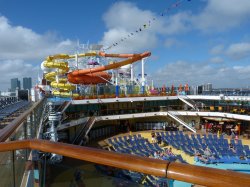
[42,55,78,97]
[42,51,151,97]
[67,51,151,84]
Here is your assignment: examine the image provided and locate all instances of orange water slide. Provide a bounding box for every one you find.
[68,72,111,84]
[98,51,143,58]
[67,51,151,85]
[69,51,151,76]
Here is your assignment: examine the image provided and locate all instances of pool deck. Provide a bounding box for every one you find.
[100,129,250,165]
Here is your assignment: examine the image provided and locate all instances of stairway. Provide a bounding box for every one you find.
[58,117,89,131]
[57,101,71,113]
[72,116,96,145]
[167,111,196,133]
[178,95,199,111]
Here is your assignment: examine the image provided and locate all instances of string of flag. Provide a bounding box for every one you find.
[104,0,191,51]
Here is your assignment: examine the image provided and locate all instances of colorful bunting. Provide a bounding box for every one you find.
[103,0,191,51]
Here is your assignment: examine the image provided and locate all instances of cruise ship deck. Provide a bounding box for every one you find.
[2,0,250,186]
[0,94,250,187]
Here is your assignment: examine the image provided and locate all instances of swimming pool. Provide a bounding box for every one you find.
[195,162,250,174]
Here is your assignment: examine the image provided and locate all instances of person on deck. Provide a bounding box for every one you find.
[231,124,240,139]
[156,134,162,144]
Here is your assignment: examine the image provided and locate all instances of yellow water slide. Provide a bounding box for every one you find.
[43,54,78,97]
[42,51,151,98]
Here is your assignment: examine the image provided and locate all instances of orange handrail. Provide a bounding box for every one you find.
[0,139,249,187]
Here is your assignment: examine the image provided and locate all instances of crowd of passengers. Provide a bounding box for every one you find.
[201,121,241,138]
[150,132,184,162]
[194,146,216,163]
[152,148,175,160]
[194,142,248,163]
[151,132,162,144]
[151,128,249,164]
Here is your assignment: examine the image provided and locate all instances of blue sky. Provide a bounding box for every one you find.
[0,0,250,91]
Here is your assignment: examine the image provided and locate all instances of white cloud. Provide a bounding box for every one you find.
[210,56,224,63]
[103,2,156,31]
[164,38,181,48]
[167,0,250,33]
[100,2,191,53]
[0,15,77,91]
[100,1,250,88]
[101,28,158,53]
[194,0,250,32]
[100,2,161,53]
[100,0,250,54]
[210,42,250,60]
[226,42,250,60]
[210,44,224,55]
[163,12,191,35]
[0,16,77,60]
[0,59,39,91]
[152,60,250,88]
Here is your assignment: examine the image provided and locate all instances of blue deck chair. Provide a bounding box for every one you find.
[208,134,213,139]
[107,139,113,145]
[230,139,235,145]
[118,136,123,142]
[243,145,249,151]
[236,139,242,145]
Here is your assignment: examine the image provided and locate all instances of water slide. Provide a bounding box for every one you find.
[42,51,151,97]
[67,51,151,84]
[42,59,79,97]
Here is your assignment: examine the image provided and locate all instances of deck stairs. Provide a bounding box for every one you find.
[178,95,199,111]
[72,116,96,145]
[57,101,71,113]
[167,111,196,133]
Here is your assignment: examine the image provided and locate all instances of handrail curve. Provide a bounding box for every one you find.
[0,139,249,187]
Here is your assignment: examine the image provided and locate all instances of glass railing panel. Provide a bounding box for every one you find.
[0,151,14,187]
[10,121,27,141]
[6,99,46,142]
[40,156,193,187]
[41,157,145,187]
[0,149,31,187]
[144,174,193,187]
[0,149,40,187]
[14,149,28,186]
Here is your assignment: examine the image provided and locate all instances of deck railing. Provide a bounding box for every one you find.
[0,98,250,187]
[0,139,249,187]
[0,98,45,142]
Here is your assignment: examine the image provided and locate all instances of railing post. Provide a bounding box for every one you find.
[12,150,16,187]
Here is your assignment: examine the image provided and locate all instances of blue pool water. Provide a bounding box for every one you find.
[195,162,250,174]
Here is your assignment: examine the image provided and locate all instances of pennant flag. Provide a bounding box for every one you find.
[103,0,192,51]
